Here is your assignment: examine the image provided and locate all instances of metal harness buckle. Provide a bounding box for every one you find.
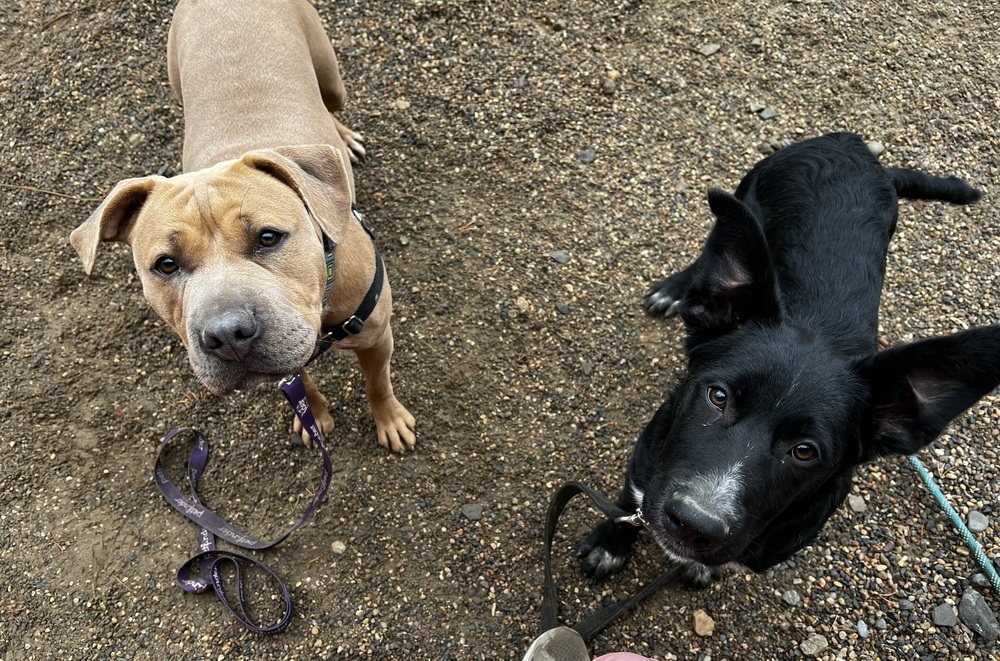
[614,508,649,528]
[341,315,364,335]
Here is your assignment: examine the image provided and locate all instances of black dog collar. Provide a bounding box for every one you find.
[307,204,383,365]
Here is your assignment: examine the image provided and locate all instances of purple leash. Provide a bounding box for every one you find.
[153,374,333,634]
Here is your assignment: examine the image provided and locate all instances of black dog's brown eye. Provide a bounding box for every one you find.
[154,255,179,275]
[707,386,728,409]
[258,230,282,248]
[791,442,819,462]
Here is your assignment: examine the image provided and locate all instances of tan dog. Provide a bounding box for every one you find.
[70,0,415,452]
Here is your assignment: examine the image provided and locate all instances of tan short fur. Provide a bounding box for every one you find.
[70,0,415,452]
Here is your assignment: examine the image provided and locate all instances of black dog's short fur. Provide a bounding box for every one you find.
[580,132,999,586]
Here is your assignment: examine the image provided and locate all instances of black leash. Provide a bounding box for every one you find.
[541,481,684,642]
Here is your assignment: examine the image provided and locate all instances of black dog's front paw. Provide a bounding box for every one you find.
[645,269,691,316]
[578,519,640,580]
[678,562,724,589]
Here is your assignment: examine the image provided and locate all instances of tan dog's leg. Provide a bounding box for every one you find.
[355,325,415,453]
[294,368,335,447]
[298,5,366,163]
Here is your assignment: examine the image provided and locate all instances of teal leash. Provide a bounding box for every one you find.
[907,454,1000,593]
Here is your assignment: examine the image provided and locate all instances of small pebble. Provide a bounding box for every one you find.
[867,140,886,156]
[856,620,869,639]
[800,633,828,657]
[548,249,571,264]
[760,107,777,120]
[971,573,990,588]
[699,43,721,56]
[398,236,410,246]
[600,77,616,94]
[331,541,346,554]
[693,609,715,636]
[967,510,989,533]
[581,358,594,376]
[461,504,484,521]
[899,599,915,611]
[749,101,766,113]
[848,494,867,513]
[933,602,958,627]
[875,618,888,630]
[555,301,569,314]
[781,589,801,606]
[578,149,597,164]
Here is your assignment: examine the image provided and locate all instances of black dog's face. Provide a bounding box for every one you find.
[639,323,865,568]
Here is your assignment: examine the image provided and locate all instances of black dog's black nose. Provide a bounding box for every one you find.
[664,497,727,553]
[200,310,260,361]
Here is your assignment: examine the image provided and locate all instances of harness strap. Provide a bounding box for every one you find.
[153,374,333,634]
[541,481,684,642]
[308,204,383,364]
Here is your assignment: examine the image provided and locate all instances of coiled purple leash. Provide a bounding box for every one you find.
[153,374,333,634]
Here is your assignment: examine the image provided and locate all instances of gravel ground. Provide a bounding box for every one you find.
[2,0,998,659]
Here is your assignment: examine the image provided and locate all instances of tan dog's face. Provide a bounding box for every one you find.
[72,147,351,395]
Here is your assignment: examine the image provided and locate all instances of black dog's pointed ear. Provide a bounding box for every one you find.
[679,189,781,343]
[857,325,1000,461]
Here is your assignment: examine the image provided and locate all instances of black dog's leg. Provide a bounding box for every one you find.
[578,490,642,579]
[645,262,695,316]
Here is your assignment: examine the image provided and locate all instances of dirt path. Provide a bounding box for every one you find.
[2,0,998,658]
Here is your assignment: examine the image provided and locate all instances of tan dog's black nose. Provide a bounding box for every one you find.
[200,310,260,362]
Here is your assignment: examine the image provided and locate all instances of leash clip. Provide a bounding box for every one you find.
[615,508,648,528]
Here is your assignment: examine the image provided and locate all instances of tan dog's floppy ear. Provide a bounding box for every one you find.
[241,145,353,234]
[70,177,158,274]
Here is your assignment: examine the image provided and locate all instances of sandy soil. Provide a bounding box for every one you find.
[1,0,998,658]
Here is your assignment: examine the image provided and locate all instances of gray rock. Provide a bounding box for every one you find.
[578,149,597,164]
[971,573,991,588]
[460,504,484,521]
[848,494,867,513]
[875,618,888,630]
[548,249,571,264]
[600,77,616,95]
[967,510,989,533]
[581,357,594,376]
[899,598,915,611]
[933,602,958,627]
[760,107,777,120]
[699,43,721,56]
[399,235,410,246]
[555,301,569,314]
[856,620,869,639]
[749,101,766,113]
[781,589,801,606]
[959,589,999,640]
[800,633,828,657]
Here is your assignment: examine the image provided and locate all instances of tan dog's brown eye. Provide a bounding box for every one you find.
[154,255,179,275]
[258,230,282,248]
[791,442,818,462]
[706,386,728,409]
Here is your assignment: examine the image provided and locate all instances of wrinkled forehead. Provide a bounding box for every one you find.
[132,166,306,255]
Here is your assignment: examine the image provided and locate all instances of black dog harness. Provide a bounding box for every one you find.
[308,204,383,364]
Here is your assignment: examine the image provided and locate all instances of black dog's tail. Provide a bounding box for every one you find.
[888,168,981,205]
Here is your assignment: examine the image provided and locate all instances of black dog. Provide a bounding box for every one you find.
[580,132,999,586]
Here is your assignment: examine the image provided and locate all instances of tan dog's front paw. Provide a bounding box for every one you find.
[372,399,416,453]
[294,370,334,448]
[294,404,334,448]
[334,118,366,164]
